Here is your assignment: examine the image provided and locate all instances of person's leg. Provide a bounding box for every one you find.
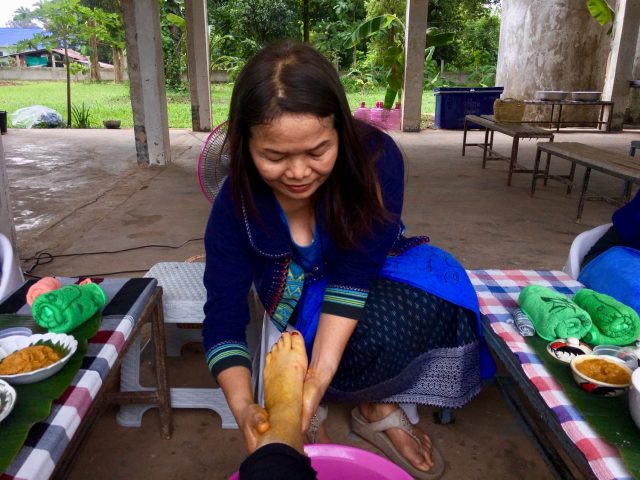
[239,331,317,480]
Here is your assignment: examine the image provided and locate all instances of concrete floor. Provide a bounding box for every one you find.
[2,126,639,479]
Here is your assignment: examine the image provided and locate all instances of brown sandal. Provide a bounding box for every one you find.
[351,407,445,479]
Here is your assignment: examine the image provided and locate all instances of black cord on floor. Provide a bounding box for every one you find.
[21,237,204,276]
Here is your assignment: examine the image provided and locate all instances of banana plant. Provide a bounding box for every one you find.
[586,0,615,35]
[348,14,453,109]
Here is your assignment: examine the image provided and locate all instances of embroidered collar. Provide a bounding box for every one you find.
[240,187,292,259]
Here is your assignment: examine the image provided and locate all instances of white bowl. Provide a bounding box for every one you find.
[570,354,632,397]
[546,338,593,364]
[571,91,601,101]
[0,378,17,422]
[536,90,569,101]
[631,368,640,430]
[0,333,78,385]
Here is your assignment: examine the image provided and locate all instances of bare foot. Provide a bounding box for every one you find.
[359,403,434,472]
[258,331,309,452]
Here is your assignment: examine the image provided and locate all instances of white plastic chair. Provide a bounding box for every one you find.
[0,233,24,302]
[563,223,612,279]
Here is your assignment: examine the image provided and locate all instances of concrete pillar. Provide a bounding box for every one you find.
[401,0,429,132]
[121,0,171,166]
[602,0,640,130]
[185,0,212,132]
[0,135,18,247]
[636,31,640,79]
[496,0,609,123]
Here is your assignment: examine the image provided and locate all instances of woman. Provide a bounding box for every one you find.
[202,40,491,479]
[581,189,640,269]
[579,189,640,317]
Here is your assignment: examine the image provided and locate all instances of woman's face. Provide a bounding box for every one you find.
[249,113,338,211]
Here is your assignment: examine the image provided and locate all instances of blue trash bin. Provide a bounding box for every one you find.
[434,87,504,129]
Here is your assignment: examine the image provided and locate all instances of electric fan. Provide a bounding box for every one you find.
[197,121,230,203]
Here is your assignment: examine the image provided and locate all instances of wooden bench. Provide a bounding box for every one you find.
[462,114,555,186]
[532,142,640,223]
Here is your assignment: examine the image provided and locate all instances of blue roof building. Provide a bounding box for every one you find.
[0,27,45,56]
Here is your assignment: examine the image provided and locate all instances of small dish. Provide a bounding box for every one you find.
[0,333,78,385]
[0,378,17,422]
[593,345,639,370]
[535,90,569,101]
[570,354,632,397]
[571,91,601,101]
[546,338,593,364]
[0,327,32,340]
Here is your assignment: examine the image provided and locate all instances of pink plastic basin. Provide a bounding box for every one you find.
[229,444,413,480]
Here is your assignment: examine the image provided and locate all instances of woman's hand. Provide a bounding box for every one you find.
[216,366,267,454]
[302,312,358,432]
[237,402,270,454]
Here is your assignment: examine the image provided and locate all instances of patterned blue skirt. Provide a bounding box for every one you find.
[325,277,482,408]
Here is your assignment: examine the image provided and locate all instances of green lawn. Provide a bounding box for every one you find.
[0,80,436,128]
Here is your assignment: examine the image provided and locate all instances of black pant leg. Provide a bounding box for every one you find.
[239,443,317,480]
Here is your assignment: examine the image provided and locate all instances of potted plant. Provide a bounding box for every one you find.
[103,119,121,129]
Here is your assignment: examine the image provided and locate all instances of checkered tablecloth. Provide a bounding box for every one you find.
[0,277,156,480]
[468,269,633,480]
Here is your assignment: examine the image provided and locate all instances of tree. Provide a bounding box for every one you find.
[586,0,615,34]
[22,0,88,127]
[9,7,40,28]
[162,0,186,90]
[350,13,453,107]
[309,0,366,68]
[426,0,500,70]
[80,0,125,82]
[82,7,124,81]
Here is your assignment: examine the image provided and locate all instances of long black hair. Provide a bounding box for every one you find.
[227,40,389,250]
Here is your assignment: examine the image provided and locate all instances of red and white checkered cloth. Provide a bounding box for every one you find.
[468,269,633,480]
[0,277,157,480]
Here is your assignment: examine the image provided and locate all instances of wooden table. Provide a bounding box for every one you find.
[532,142,640,223]
[469,269,632,480]
[462,114,555,187]
[524,99,614,132]
[0,278,172,479]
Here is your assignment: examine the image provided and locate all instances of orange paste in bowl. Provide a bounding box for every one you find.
[0,345,60,375]
[576,358,631,385]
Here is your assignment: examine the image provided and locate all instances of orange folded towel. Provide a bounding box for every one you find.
[26,277,62,306]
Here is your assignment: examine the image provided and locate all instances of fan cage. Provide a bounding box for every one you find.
[197,121,229,203]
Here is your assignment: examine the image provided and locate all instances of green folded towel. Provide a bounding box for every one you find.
[574,288,640,346]
[32,283,107,333]
[518,285,592,341]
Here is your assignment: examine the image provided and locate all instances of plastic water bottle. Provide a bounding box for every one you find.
[510,308,535,336]
[369,101,384,129]
[389,102,401,130]
[353,102,370,123]
[380,104,392,130]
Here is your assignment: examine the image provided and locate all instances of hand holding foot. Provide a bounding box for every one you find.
[239,403,270,453]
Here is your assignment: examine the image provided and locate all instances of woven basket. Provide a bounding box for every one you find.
[493,98,525,122]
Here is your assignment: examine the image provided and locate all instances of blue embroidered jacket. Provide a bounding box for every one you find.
[202,130,417,378]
